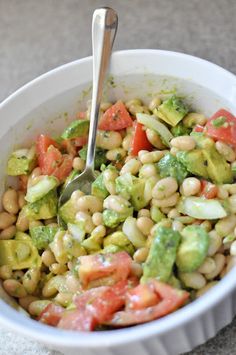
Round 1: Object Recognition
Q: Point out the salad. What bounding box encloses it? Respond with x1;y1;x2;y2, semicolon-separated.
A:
1;95;236;331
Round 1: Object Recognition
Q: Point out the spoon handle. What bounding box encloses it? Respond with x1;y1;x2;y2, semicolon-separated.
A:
85;7;118;172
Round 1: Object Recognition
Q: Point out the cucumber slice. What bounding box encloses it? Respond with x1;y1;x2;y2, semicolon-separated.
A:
179;197;227;220
61;120;89;139
136;113;173;147
25;175;59;203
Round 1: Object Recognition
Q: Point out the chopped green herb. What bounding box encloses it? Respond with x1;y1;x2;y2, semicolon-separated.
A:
211;116;227;128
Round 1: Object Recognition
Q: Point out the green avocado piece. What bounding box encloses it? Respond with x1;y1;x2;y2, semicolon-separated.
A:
103;208;133;228
24;189;58;220
61;120;89;139
103;231;135;255
154;95;189;127
141;227;181;283
7;148;36;176
30;225;60;250
92;172;109;199
79;146;107;170
176;225;209;272
0;239;41;270
171;122;191;137
157;153;188;183
25;175;59;203
59;196;79;224
177;150;209;179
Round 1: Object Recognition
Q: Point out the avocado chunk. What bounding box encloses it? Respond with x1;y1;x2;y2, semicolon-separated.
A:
176;225;209;272
30;225;60;250
154;95;189;127
115;173;147;211
177;150;209;179
25;175;59;203
137;113;173;147
141;226;181;283
0;239;41;270
59;196;79;224
171;122;191;137
7;147;36;176
61;119;89;140
24;189;58;220
79;146;107;170
103;231;134;255
92;171;110;199
103;207;133;228
157;153;188;183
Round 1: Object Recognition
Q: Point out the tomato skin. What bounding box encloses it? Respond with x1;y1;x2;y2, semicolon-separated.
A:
51;154;73;182
58;309;96;331
131;122;153;156
126;283;160;310
106;281;189;327
78;252;132;289
201;180;218;199
19;174;29;192
39;304;64;326
41;145;63;175
99;101;133;131
193;125;204;133
205;109;236;146
36;134;58;167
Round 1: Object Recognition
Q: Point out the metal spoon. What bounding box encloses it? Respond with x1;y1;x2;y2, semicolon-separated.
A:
58;7;118;225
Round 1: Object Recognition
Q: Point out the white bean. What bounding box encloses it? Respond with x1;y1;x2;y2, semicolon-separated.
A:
122;134;133;151
2;188;19;214
170;136;196;151
139;163;158;178
76;211;95;233
146;129;166;149
92;212;104;226
181;177;201;196
76;195;103;214
205;254;225;280
215;215;236;237
230;240;236;256
183;112;207;127
152;177;178;199
120;158;141;175
179;272;206;289
215;141;236;162
198;257;216;274
106;148;126;161
3;279;27;298
104;195;130;213
139;151;164;164
136;217;154;236
152;193;179;208
196;281;218;298
97;130;122;150
72;157;85;171
0;212;16;230
0;225;16;240
208;231;222;256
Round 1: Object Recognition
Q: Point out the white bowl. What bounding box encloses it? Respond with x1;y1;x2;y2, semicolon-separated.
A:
1;50;236;355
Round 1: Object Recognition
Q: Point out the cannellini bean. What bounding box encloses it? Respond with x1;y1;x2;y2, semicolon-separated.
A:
103;168;118;195
42;249;56;267
229;194;236;213
42;275;65;298
179;272;206;289
122;134;133;151
29;220;43;229
66;274;81;293
139;163;158;178
76;195;103;214
120;158;141;175
27;167;41;187
196;281;218;298
104;195;130;213
130;261;143;278
72;157;85;171
183;112;207;127
0;265;12;280
181;177;201;196
92;212;104;226
19;296;38;310
12;270;24;281
128;104;149;115
168;208;180;219
22;268;41;294
106;148;126;161
2;188;19;214
50;263;68;275
139;151;164;164
136;217;154;236
230;240;236;256
133;247;149;263
0;225;16;240
54;292;73;307
170;147;179;156
215;141;236;162
146;129;166;149
28;300;52;316
3;279;27;298
125;98;143;108
217;186;229;199
198;257;216;274
148;97;162;111
97;130;122;150
18;191;26;209
76;212;95;233
0;212;16;230
100;102;112;111
172;220;184;232
152;193;179;208
226;255;236;273
138;209;151;218
170;136;196;151
16;211;29;232
208;230;222;256
152;177;178;199
215;215;236;237
224;184;236;195
200;221;212;232
205;254;225;280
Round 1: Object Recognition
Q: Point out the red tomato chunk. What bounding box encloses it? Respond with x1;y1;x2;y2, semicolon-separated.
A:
98;101;133;131
39;304;64;326
131;122;153;155
205;109;236;146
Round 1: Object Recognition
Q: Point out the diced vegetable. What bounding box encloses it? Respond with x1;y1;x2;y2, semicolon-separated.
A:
142;227;181;283
23;189;58;220
99;101;133;131
176;226;209;272
61;120;89;140
7;146;37;176
92;172;109;199
130;122;153;155
154;95;189;127
30;225;60;250
158;153;188;183
25;175;59;203
178;196;227;220
205;109;236;146
39;304;64;326
177;150;209;179
122;216;146;248
79;146;107;170
171;122;191;137
200;180;218;199
137;113;173;147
